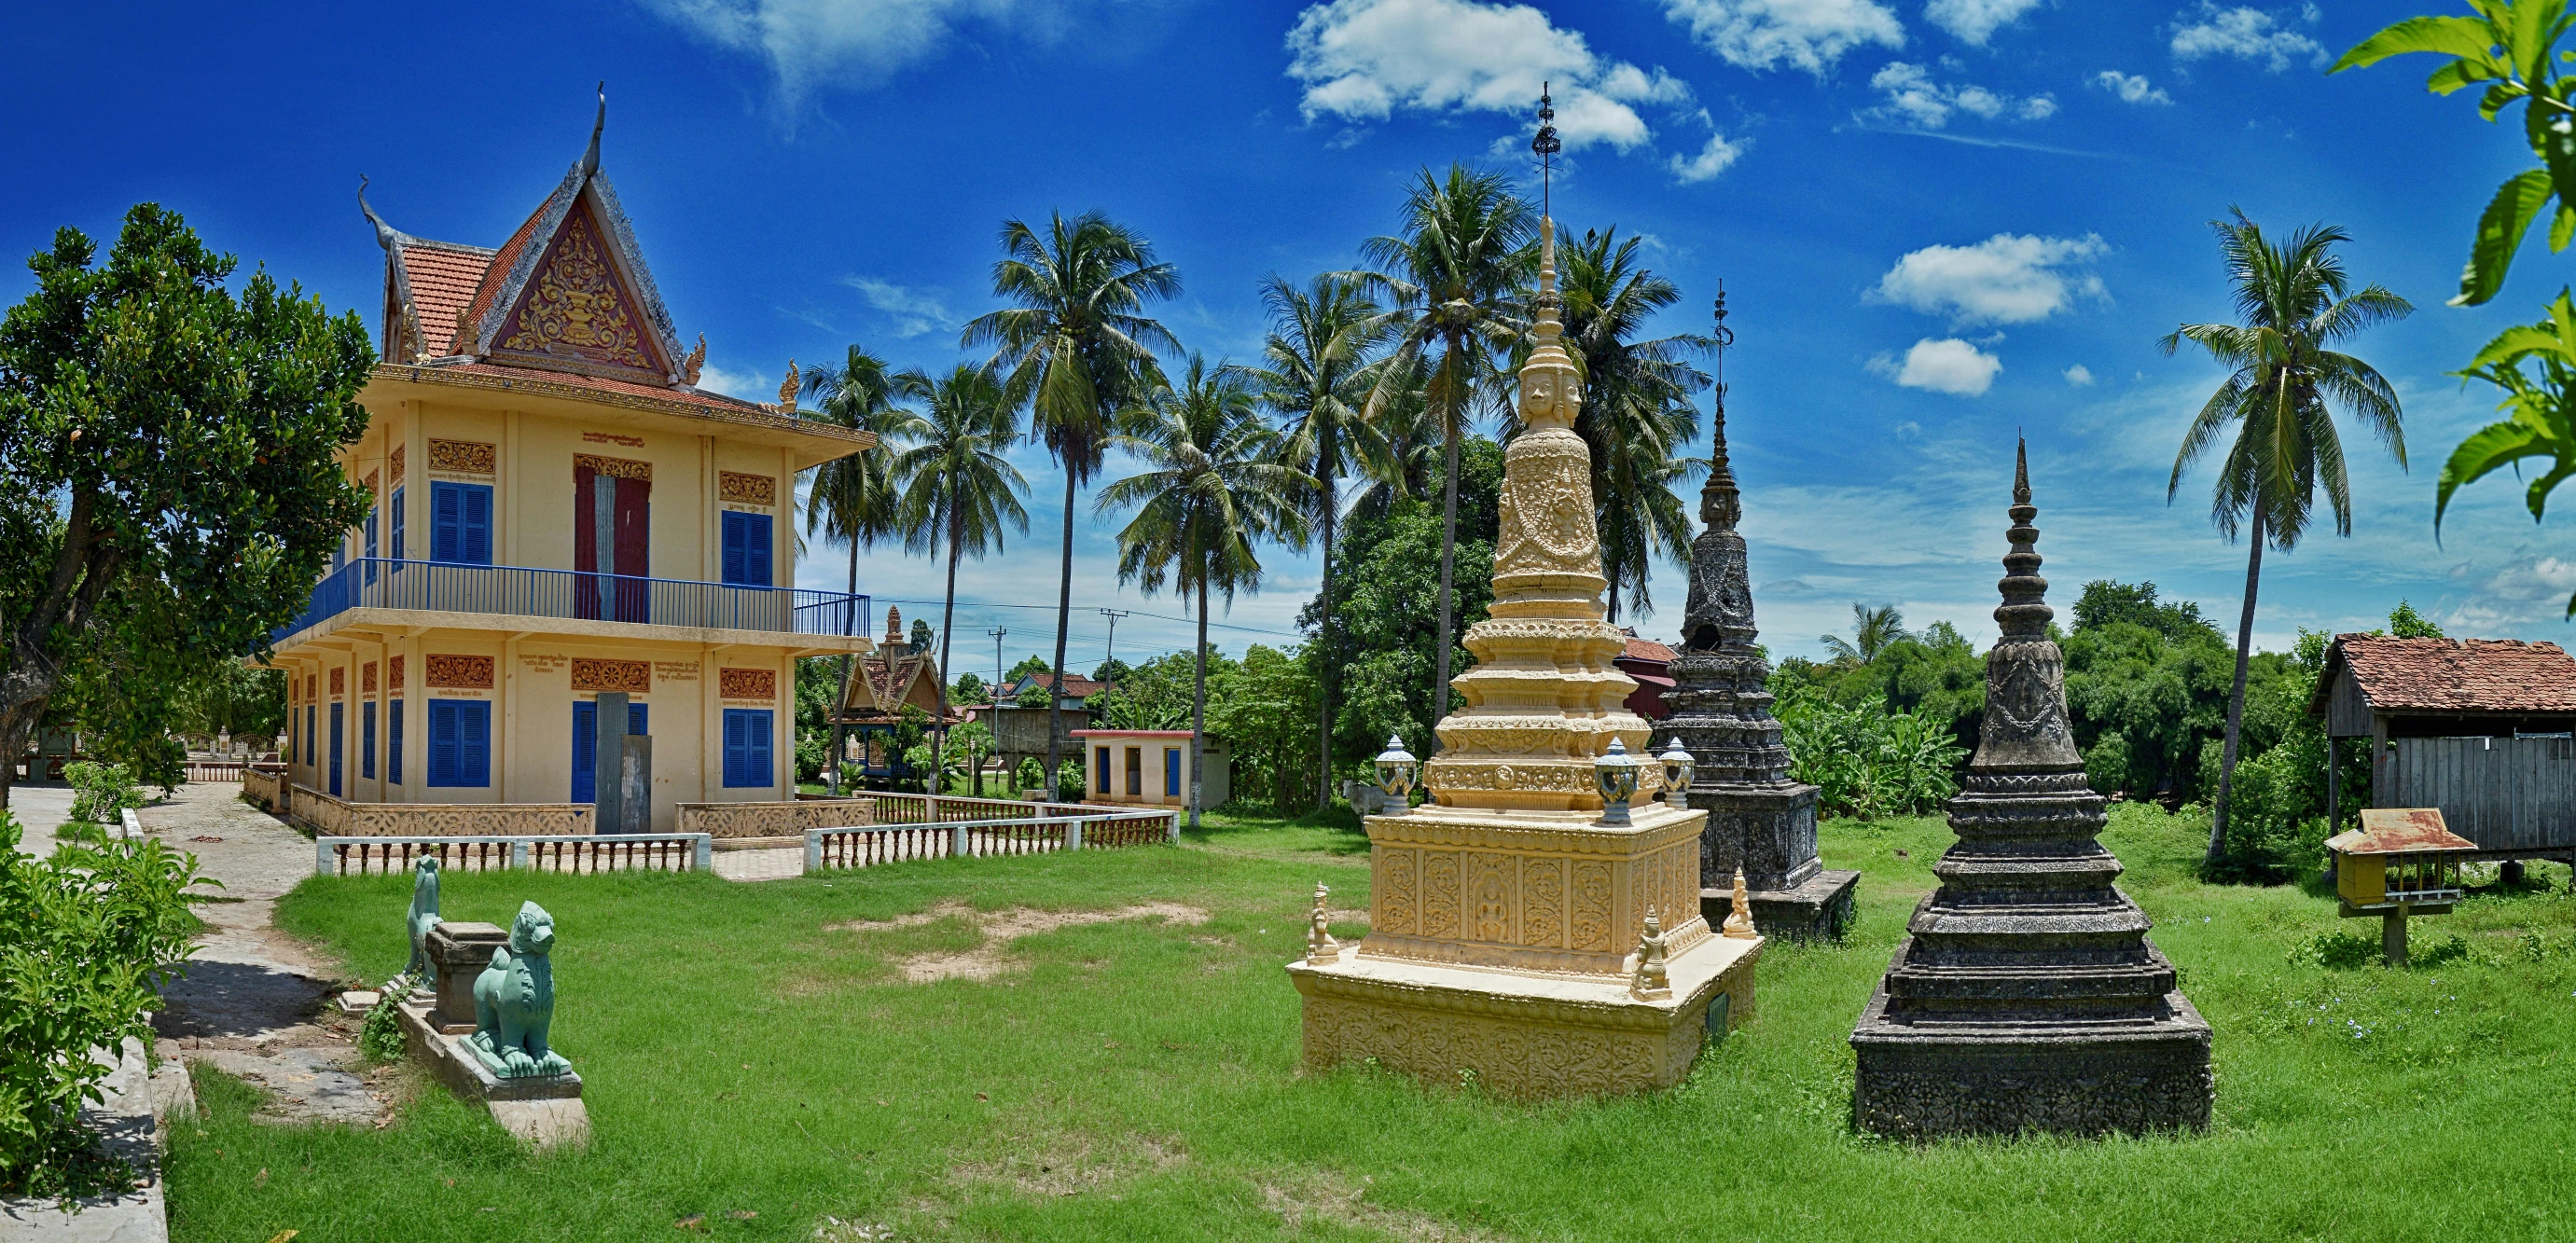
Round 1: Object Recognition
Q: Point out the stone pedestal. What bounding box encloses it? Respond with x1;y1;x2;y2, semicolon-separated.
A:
424;920;508;1035
1700;867;1861;944
395;994;589;1148
1286;802;1760;1099
1849;442;2209;1139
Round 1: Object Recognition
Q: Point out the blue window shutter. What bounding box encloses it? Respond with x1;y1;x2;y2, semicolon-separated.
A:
461;702;490;785
723;710;747;786
721;513;748;585
572;702;597;803
362;702;376;780
329;703;343;796
630;703;648;736
1097;748;1110;793
1166;748;1181;796
388;701;404;785
747;515;773;587
432;483;462;562
750;711;772;784
390;488;404;564
429;702;459;786
462;486;492;565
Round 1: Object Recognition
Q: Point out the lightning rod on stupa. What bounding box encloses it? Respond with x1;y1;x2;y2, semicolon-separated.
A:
1531;83;1560;219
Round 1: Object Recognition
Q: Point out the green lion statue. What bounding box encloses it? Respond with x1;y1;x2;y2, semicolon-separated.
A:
404;855;441;985
467;901;572;1079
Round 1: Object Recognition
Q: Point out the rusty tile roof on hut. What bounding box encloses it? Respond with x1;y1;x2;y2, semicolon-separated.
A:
2309;635;2576;721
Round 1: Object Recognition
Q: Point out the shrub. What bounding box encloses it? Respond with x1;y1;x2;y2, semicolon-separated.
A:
2293;929;2381;970
2200;739;2327;882
1015;757;1047;793
1055;759;1085;805
1777;690;1965;820
357;979;415;1062
0;810;208;1197
2414;933;2470;969
63;761;143;824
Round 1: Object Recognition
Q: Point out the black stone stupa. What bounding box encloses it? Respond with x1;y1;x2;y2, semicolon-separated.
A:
1660;349;1859;942
1848;440;2212;1139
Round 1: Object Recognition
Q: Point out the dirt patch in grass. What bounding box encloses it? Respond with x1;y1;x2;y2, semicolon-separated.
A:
1257;1169;1501;1242
952;1129;1188;1198
828;901;1211;982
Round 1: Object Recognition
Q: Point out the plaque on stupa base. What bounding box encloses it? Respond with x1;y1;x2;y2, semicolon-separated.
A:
1289;206;1763;1102
1287;802;1761;1099
1848;441;2210;1139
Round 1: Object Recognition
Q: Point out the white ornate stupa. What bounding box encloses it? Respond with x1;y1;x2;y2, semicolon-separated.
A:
1285;220;1764;1100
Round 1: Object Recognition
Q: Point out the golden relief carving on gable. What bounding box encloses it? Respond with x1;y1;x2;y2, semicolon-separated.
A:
501;211;656;372
575;454;652;481
719;472;777;506
427;439;495;476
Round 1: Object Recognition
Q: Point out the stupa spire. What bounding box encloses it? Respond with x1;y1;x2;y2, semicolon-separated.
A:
1995;435;2052;640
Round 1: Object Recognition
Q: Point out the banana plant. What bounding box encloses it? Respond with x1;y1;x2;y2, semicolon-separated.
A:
2334;1;2576;307
2439;289;2576;611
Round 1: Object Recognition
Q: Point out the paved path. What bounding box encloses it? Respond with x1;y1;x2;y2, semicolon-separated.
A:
134;783;383;1126
712;846;805;881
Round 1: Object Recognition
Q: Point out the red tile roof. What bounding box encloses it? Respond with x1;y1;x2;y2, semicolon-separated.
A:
1020;672;1109;697
1620;637;1676;665
2326;634;2576;714
397;244;494;353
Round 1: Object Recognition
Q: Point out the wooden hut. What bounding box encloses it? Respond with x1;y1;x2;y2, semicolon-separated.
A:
2308;635;2576;861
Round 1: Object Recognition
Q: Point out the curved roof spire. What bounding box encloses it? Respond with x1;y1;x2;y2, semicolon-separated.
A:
357;174;407;253
580;82;605;179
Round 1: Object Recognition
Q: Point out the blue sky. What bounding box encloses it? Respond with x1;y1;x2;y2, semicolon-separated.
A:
5;0;2568;672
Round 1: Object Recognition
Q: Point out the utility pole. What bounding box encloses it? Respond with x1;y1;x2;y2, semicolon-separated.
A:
988;626;1009;702
1097;609;1129;690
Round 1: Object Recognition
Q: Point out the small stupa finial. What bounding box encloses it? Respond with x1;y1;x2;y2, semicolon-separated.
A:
1306;882;1341;965
580;82;606;179
1995;435;2052;639
1531;81;1561;220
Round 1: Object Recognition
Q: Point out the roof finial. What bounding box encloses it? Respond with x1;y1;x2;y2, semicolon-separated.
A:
357;175;403;253
1530;82;1561;221
580;82;606;179
1995;434;2052;640
779;358;801;412
2013;433;2030;504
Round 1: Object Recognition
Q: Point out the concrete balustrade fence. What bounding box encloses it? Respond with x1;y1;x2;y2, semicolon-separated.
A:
316;833;713;877
804;809;1180;873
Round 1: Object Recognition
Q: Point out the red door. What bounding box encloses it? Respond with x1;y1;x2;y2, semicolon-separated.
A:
575;463;650;623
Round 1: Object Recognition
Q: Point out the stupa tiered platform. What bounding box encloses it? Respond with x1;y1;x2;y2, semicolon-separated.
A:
1848;443;2211;1138
1286;222;1760;1101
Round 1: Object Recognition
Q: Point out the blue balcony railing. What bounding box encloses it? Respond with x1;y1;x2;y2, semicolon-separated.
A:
275;558;869;642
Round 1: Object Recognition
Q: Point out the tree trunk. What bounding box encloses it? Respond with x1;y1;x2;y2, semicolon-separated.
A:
1605;566;1622;627
1317;443;1336;810
1432;422;1460;757
934;500;961;797
1045;468;1076;797
0;491;118;810
1191;575;1209;831
831;539;859;796
2209;501;2266;870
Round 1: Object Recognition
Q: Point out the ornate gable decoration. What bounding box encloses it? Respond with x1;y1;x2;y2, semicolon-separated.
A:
491;200;668;381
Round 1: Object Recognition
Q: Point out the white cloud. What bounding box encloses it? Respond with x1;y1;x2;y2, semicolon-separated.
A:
2063;364;2095;386
1286;0;1688;151
1669;131;1745;182
1925;0;2043;46
1871;233;2109;325
693;362;769;401
1870;338;2003;395
2169;3;2325;73
1658;0;1904;75
2092;69;2173;104
1863;62;2053;129
842;275;951;338
639;0;1058;104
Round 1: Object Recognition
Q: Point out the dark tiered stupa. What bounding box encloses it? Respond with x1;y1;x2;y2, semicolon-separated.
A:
1662;394;1858;942
1849;441;2212;1139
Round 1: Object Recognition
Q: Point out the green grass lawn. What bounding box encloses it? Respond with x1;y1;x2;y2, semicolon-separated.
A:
164;804;2576;1241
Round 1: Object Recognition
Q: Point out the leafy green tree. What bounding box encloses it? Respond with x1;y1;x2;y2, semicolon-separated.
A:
890;364;1029;791
801;345;909;793
1205;643;1322;809
2337;7;2576;613
1508;225;1709;623
2388;599;2448;637
963;211;1182;785
0;204;373;808
950;671;988;707
1089;657;1133;686
1005;654;1055;686
1344;165;1536;748
2061;583;2237;805
2161;210;2412;872
1239;273;1390;806
1088;650;1210;732
1096;355;1312;826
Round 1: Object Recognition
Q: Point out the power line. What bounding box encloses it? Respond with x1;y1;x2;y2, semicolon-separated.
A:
860;596;1307;640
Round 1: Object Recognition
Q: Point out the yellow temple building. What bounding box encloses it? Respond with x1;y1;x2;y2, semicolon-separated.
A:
263;94;876;833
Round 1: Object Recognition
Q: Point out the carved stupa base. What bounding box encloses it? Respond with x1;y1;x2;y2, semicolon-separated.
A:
1287;802;1762;1100
1701;867;1860;945
1849;982;2214;1139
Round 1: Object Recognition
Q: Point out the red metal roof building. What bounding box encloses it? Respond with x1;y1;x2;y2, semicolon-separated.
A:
1615;632;1677;722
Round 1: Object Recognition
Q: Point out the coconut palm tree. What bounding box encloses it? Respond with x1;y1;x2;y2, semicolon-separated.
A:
2163;209;2412;871
962;211;1182;785
1821;602;1909;666
890;365;1029;793
1342;165;1536;746
1234;273;1391;805
801;346;910;794
1096;355;1313;827
1503;225;1710;623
